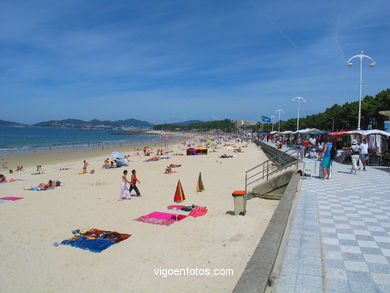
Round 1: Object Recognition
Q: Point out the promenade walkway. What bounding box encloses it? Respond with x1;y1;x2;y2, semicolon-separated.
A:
274;160;390;293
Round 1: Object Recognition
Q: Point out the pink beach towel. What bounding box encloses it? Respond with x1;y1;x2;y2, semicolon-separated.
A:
0;197;23;202
167;205;186;210
189;206;208;217
134;212;187;226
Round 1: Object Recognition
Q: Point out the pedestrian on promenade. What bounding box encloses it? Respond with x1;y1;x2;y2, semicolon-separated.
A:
118;170;131;201
317;139;324;161
129;169;141;197
321;137;333;180
350;140;360;175
360;138;369;171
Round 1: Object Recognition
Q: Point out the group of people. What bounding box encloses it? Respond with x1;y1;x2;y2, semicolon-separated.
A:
104;158;117;169
119;169;141;200
320;137;369;179
350;138;369;174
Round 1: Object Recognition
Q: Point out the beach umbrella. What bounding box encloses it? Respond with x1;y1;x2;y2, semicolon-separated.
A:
174;180;186;203
173;180;186;222
196;172;205;192
112;152;125;159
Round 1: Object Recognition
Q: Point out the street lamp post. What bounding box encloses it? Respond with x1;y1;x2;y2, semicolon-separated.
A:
275;109;284;132
347;51;376;130
271;115;276;132
292;97;306;131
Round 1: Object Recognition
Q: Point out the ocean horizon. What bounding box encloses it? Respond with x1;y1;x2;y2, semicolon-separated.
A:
0;126;166;155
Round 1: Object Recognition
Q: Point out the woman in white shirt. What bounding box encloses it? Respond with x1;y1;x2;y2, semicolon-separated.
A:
350;140;360;174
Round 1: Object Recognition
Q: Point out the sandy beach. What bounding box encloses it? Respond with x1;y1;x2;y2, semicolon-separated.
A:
0;136;277;293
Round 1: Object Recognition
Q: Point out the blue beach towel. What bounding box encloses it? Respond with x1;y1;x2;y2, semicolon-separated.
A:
61;236;115;253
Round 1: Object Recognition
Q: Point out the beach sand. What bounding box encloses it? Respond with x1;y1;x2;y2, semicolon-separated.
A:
0;138;277;293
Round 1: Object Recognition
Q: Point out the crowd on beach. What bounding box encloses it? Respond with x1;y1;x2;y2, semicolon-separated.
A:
1;134;251;200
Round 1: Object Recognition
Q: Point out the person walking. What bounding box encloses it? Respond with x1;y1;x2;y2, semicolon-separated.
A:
350;140;360;175
129;169;141;197
321;138;333;180
360;138;369;171
118;170;132;201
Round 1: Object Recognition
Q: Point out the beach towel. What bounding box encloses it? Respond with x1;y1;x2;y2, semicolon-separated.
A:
60;229;131;253
0;179;23;184
135;212;187;226
189;206;208;217
167;205;186;210
28;186;46;191
0;197;23;201
61;236;115;253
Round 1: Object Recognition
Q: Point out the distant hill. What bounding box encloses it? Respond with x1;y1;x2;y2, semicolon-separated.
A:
0;119;26;127
154;119;234;132
171;120;202;126
33;118;154;129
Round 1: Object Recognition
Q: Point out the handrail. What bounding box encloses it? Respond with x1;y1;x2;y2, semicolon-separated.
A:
244;141;299;192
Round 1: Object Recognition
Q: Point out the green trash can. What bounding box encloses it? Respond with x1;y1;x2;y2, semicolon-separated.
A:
232;190;246;215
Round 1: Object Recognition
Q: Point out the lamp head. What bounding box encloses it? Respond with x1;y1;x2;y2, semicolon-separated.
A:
347;62;353;67
370;63;375;67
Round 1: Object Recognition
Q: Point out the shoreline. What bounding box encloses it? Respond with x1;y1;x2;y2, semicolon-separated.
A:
0;130;168;155
0;131;189;170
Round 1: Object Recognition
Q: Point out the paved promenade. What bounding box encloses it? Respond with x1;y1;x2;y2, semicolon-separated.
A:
274;160;390;293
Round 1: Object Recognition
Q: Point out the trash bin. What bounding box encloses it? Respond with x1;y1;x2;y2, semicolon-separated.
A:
232;190;246;215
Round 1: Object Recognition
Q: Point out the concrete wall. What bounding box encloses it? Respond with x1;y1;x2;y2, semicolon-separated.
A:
233;174;301;293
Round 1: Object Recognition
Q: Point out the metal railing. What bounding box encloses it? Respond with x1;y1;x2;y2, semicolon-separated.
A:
244;142;299;192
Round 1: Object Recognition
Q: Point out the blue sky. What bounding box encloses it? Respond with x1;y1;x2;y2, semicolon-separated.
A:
1;0;389;124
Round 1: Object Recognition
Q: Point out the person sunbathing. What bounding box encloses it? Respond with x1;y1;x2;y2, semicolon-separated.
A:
164;167;175;174
0;174;6;182
168;163;181;168
24;181;52;191
220;154;233;158
103;158;110;168
50;180;63;187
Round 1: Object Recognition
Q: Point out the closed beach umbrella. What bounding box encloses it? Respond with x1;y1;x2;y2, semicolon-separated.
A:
196;172;205;192
174;180;186;203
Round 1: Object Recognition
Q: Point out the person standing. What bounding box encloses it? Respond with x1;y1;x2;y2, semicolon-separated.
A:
118;170;132;201
360;138;369;171
82;160;89;174
309;136;317;148
129;169;141;197
350;140;360;175
321;138;333;180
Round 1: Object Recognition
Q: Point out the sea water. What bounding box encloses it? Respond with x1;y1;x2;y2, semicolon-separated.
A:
0;127;165;154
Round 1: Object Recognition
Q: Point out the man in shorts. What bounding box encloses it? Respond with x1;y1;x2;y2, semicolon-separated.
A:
360;138;369;170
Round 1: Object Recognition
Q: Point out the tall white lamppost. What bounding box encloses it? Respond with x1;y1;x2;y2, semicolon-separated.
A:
292;97;306;131
275;109;284;132
271;115;276;132
347;51;376;130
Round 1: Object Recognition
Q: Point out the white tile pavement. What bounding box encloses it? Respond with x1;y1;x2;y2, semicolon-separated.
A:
275;161;390;293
